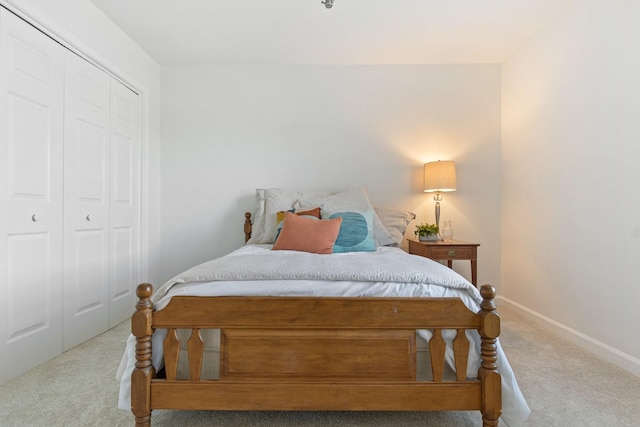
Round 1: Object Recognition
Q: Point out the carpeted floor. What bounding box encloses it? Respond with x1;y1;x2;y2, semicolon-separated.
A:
0;306;639;426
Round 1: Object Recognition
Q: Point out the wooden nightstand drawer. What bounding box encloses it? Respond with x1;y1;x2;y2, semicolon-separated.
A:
429;247;473;259
408;240;429;257
407;239;480;286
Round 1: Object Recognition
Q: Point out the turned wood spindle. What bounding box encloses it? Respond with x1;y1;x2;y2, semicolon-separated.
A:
244;212;252;243
132;283;154;427
478;284;502;427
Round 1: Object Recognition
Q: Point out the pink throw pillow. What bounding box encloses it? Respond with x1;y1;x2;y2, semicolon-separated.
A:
272;212;342;254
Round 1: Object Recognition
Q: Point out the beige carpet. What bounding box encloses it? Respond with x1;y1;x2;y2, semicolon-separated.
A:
0;306;639;426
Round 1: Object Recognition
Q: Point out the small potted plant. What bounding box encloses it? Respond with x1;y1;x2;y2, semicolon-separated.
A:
415;223;439;242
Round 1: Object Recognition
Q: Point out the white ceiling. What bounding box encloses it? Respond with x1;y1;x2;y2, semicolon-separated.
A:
89;0;572;65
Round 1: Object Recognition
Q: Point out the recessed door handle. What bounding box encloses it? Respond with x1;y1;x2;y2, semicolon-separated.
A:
86;214;92;221
31;214;40;222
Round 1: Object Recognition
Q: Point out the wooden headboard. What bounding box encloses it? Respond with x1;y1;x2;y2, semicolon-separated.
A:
244;212;252;243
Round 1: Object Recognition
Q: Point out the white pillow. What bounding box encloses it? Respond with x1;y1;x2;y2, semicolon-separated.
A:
247;188;333;244
374;206;416;246
296;188;396;246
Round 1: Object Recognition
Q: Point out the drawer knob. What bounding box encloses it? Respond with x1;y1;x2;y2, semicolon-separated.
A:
447;250;456;257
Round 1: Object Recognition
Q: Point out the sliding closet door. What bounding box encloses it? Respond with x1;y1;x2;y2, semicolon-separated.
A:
108;80;139;328
0;8;65;383
62;51;111;351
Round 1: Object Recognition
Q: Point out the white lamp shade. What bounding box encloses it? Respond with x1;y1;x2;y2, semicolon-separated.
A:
424;160;456;192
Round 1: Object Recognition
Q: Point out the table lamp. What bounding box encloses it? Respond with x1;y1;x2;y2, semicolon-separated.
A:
423;160;456;233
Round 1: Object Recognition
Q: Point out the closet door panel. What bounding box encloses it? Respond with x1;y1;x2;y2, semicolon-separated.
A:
7;233;53;339
0;8;64;384
109;81;139;327
62;51;110;351
111;226;134;300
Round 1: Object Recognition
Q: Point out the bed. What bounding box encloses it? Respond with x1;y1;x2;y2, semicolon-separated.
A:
117;188;529;427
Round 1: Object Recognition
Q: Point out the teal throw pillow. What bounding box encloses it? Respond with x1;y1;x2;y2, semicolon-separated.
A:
329;211;376;253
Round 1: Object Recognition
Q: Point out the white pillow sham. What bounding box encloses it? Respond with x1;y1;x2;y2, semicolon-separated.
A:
296;188;396;247
247;188;333;244
374;206;416;246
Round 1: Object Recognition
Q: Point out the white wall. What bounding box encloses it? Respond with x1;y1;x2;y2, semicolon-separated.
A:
502;0;640;375
161;65;502;284
2;0;164;284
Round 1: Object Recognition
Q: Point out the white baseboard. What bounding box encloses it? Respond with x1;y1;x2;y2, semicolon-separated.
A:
497;296;640;378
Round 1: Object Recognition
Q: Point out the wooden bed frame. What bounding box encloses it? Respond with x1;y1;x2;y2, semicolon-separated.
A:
130;212;502;426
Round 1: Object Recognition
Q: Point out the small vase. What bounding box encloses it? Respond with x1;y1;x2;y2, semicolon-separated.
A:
419;234;439;242
441;221;453;242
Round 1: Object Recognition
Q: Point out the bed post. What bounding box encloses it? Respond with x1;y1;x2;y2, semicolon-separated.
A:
478;284;502;427
131;283;154;426
244;212;252;243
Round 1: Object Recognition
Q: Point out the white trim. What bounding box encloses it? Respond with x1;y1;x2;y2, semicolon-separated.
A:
0;0;150;291
497;296;640;378
0;1;138;94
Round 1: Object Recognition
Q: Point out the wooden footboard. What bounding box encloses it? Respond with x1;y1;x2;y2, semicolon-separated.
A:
131;284;501;426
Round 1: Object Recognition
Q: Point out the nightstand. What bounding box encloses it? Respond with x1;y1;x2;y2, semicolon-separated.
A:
408;239;480;286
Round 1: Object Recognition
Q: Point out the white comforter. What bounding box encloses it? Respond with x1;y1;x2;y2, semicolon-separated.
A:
117;245;530;426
